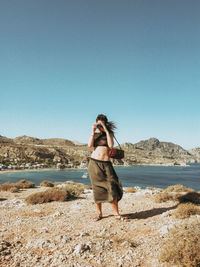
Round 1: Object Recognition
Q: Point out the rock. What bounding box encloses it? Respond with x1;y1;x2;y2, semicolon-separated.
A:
33;209;41;213
117;257;123;265
79;232;90;237
159;224;174;236
0;241;12;252
99;228;107;235
52;211;63;217
73;243;91;255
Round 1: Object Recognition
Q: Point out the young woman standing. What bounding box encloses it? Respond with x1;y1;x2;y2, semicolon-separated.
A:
88;114;124;221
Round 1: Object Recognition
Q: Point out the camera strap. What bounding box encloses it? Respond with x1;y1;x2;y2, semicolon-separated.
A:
113;135;122;150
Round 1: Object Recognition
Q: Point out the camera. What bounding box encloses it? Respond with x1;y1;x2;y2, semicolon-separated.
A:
97;124;103;129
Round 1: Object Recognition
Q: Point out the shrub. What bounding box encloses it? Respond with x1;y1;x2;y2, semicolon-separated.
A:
25;188;68;204
40;180;54;187
0;182;15;192
154;184;196;203
61;184;84;198
165;184;194;193
173;203;200;219
177;192;200;204
146;187;163;191
0;180;35;192
55;182;85;196
159;221;200;266
125;187;137;193
9;186;19;193
25;185;83;205
15;180;35;189
154;191;179;203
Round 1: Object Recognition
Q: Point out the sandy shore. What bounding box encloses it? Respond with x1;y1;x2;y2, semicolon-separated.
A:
0;168;57;174
0;167;89;174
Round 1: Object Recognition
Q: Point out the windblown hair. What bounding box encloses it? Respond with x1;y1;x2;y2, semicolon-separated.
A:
96;114;117;134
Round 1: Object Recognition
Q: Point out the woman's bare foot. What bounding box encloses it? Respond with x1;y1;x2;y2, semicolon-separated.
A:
94;214;103;221
114;215;128;221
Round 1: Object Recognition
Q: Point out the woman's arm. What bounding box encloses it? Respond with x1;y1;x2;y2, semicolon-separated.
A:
99;121;114;149
88;124;97;148
105;131;114;149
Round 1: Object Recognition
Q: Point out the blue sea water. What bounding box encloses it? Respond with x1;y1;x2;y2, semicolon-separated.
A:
0;163;199;191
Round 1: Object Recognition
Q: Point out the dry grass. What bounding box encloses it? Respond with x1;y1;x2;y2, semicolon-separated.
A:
40;180;54;187
112;235;138;248
146;186;163;191
154;191;179;203
154;184;196;203
165;184;194;193
177;192;200;204
15;179;35;189
159;221;200;267
25;183;84;205
55;182;85;195
0;182;19;192
9;186;19;193
25;188;69;204
125;187;137;193
173;203;200;219
0;180;35;192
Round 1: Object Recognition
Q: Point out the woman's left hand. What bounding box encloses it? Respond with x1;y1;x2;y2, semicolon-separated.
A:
99;121;107;131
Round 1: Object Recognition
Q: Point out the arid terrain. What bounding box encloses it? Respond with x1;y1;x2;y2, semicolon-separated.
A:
1;182;200;267
0;135;200;172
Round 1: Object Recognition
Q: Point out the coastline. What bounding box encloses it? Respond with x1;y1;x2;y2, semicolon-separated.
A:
0;168;57;174
0;162;192;175
0;167;90;174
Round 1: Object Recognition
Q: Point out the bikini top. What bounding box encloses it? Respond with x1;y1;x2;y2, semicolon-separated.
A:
93;132;108;147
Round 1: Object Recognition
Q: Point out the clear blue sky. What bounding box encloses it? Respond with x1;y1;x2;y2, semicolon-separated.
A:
0;0;199;149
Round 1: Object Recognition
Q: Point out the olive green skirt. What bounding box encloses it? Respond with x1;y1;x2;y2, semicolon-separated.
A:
88;157;123;203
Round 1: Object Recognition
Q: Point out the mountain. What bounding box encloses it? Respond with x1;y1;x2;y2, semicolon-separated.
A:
0;135;90;168
14;135;75;146
0;136;199;168
0;135;14;144
188;148;200;162
119;137;197;166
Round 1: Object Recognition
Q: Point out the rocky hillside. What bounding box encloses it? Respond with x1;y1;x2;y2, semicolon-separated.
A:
119;137;197;166
14;135;75;146
188;148;200;162
0;135;199;168
0;135;91;168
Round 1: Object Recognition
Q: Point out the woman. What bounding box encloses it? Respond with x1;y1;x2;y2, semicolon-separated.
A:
87;114;124;221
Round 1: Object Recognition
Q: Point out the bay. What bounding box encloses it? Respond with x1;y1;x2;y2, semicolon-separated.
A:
0;163;199;191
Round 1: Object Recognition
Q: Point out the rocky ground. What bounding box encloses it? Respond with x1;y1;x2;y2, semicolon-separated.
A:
0;186;199;267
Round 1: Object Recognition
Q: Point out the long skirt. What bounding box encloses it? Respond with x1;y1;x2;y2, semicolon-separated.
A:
88;157;123;203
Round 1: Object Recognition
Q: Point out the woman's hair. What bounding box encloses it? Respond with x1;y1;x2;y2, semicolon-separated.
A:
96;114;117;134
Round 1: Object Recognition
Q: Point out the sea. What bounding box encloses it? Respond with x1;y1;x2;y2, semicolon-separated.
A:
0;163;199;191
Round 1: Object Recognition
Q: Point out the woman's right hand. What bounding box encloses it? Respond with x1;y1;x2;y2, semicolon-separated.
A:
92;123;97;133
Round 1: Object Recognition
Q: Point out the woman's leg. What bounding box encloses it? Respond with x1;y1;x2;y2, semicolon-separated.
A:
110;199;120;216
96;203;102;217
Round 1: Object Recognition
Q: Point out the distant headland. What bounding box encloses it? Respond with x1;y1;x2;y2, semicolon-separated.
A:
0;135;199;171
